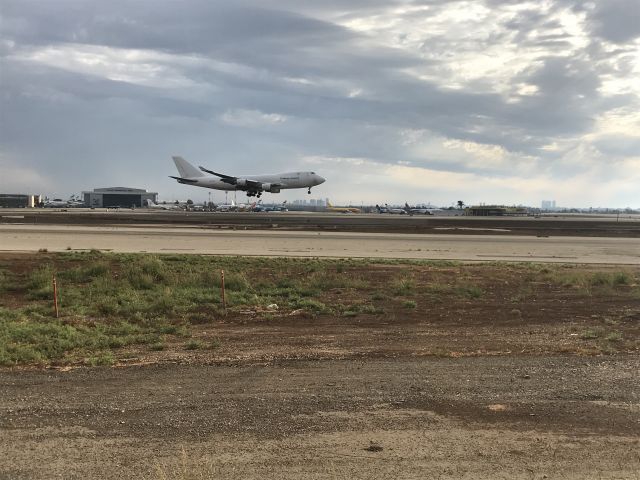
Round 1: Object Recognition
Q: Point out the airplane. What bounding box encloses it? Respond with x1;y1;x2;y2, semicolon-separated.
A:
326;201;360;214
146;199;182;210
408;203;441;215
215;200;237;212
376;203;408;214
236;201;257;212
43;198;69;208
263;200;288;212
170;156;325;198
67;194;84;208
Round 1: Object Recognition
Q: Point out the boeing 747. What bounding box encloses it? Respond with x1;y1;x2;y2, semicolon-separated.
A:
170;156;325;198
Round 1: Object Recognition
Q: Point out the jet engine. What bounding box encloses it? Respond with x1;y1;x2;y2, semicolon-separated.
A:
235;179;248;187
261;183;281;193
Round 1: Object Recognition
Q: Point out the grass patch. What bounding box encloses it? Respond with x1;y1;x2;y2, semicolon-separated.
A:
149;342;166;351
581;329;602;340
184;340;204;350
455;284;484;299
390;274;415;295
605;332;623;342
87;351;115;367
1;253;639;366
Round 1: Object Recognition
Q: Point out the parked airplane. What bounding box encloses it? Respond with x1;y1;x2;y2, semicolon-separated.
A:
213;200;233;212
43;198;69;208
263;200;288;212
146;199;182;210
326;201;360;214
43;195;84;208
376;203;409;214
408;204;441;215
170;156;325;198
236;201;257;212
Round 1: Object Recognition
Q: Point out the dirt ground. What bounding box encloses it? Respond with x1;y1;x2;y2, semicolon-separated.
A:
1;357;639;479
1;255;639;478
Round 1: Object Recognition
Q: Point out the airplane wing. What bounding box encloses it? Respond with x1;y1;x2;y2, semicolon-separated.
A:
169;176;199;184
198;166;280;190
199;166;238;185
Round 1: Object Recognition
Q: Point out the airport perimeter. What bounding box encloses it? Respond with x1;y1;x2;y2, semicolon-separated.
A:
1;212;639;479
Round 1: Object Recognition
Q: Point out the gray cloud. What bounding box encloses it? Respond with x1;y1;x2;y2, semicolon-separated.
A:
589;0;640;44
1;0;638;206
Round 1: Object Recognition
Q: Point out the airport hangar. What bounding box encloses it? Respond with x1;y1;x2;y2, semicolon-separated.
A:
82;187;158;208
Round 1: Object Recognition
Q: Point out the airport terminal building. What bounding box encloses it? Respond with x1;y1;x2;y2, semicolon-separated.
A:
82;187;158;208
0;194;42;208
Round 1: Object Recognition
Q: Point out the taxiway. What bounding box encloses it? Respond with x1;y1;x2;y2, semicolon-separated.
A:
1;224;638;264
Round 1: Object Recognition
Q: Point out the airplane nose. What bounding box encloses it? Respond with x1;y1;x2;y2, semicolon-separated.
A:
317;175;326;185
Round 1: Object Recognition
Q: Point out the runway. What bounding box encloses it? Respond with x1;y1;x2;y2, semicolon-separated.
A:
1;224;639;264
2;209;639;237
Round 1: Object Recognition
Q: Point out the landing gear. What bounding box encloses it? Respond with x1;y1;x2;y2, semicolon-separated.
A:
308;188;312;194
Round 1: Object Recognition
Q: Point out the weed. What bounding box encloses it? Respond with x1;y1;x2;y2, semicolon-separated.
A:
290;298;329;314
149;342;166;351
612;272;631;286
605;332;622;342
455;285;484;299
403;300;417;309
87;351;115;366
391;274;415;295
581;329;601;340
184;340;203;350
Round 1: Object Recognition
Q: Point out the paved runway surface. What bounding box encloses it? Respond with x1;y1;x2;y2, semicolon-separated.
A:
1;224;639;263
2;209;640;236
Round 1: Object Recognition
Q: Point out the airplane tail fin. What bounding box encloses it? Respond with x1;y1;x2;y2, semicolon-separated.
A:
172;156;204;178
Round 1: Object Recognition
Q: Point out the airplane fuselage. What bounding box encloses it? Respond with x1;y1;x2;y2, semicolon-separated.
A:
175;172;321;192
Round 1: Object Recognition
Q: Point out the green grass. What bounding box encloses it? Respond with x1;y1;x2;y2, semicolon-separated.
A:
390;274;415;295
1;253;639;366
581;329;602;340
605;332;623;342
184;340;204;350
545;269;636;291
402;300;417;309
455;284;484;299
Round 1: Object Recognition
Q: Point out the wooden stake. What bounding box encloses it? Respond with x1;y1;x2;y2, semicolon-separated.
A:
220;270;226;310
52;275;59;318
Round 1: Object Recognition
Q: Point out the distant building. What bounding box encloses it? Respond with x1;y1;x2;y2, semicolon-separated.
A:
82;187;158;208
466;205;529;216
541;200;556;210
0;194;41;208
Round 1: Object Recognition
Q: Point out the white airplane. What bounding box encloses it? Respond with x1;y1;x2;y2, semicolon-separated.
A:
215;200;237;212
376;203;408;214
43;198;69;208
170;156;325;198
408;203;441;215
146;199;182;210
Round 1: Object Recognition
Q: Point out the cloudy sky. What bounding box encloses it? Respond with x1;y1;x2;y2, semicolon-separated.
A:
1;0;639;207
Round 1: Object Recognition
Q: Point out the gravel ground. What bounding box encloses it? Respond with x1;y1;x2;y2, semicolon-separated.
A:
1;356;638;479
